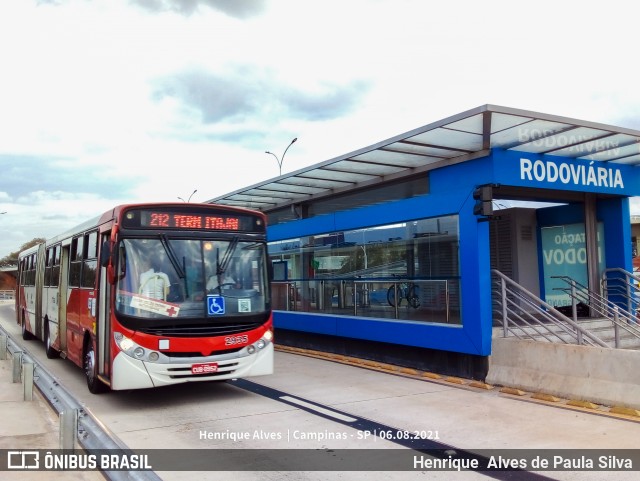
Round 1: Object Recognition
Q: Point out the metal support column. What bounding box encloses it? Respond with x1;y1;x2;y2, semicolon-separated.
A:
584;194;600;317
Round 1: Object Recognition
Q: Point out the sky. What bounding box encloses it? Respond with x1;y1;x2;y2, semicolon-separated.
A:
1;0;640;259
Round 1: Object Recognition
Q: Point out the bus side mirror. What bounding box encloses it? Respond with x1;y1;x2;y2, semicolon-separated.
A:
100;241;117;285
100;241;111;267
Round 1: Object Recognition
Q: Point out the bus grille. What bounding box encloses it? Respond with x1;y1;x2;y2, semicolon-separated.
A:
136;322;262;337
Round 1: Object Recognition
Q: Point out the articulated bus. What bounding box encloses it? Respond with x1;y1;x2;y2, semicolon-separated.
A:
16;203;273;393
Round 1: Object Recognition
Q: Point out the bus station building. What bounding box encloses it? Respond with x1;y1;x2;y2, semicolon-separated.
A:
208;105;640;380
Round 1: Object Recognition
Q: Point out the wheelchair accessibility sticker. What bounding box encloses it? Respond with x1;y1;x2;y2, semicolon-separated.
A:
207;295;225;315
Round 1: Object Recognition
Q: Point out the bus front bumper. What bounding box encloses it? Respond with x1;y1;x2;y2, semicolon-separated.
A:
111;343;274;390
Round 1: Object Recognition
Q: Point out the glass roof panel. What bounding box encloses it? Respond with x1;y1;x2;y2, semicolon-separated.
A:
278;177;349;189
444;113;483;134
406;128;483;151
255;183;324;195
244;188;292;199
388;141;467;158
535;127;611;156
611;154;640;164
301;169;376;183
490;113;535;133
580;136;640;161
326;160;403;176
491;119;572;149
349;151;434;168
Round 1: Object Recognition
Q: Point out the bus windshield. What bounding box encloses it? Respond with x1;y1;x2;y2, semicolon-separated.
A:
115;237;269;320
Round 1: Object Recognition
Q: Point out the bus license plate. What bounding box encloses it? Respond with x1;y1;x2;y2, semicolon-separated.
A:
191;363;219;374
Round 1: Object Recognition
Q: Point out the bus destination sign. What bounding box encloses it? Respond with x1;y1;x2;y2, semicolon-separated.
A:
147;212;239;230
122;208;263;232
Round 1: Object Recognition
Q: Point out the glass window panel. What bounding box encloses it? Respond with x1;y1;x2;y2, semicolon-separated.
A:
69;261;82;288
269;214;461;325
86;231;98;259
81;260;97;288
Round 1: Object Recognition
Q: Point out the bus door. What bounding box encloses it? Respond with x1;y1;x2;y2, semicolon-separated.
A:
34;244;46;340
58;245;69;352
97;232;111;378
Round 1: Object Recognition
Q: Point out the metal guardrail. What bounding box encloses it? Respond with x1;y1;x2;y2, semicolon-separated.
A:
0;324;163;481
491;269;610;348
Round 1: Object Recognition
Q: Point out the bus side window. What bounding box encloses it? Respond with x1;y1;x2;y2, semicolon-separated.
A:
69;237;83;288
52;245;60;288
81;231;98;288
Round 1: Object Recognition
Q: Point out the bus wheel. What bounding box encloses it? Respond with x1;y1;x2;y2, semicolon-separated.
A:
84;339;106;394
44;323;59;359
21;312;34;340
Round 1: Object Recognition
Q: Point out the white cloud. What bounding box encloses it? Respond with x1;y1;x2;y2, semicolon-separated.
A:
1;0;640;259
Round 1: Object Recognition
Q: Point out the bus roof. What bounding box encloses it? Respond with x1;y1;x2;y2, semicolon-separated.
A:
18;202;266;256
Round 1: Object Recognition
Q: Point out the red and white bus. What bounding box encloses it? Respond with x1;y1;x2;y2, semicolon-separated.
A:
15;203;273;393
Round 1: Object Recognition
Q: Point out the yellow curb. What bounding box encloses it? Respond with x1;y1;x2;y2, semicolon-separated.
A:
445;376;466;385
531;393;561;402
500;387;526;396
422;372;442;380
567;400;599;410
362;360;380;368
379;363;396;371
469;381;493;390
609;406;640;417
399;367;418;375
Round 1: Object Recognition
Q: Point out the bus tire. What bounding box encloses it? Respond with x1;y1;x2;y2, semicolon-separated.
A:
84;338;106;394
44;322;59;359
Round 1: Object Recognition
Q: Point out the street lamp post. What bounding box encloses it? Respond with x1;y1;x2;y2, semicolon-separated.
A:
178;190;197;203
266;137;297;176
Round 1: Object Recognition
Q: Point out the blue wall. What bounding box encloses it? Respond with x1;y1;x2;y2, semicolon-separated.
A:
269;150;639;357
270;156;496;356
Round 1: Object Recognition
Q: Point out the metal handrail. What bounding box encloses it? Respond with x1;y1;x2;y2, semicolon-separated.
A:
552;275;640;348
272;278;453;322
491;269;609;348
602;267;640;314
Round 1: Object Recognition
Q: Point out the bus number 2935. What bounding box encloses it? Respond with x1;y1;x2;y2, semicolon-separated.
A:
225;335;249;346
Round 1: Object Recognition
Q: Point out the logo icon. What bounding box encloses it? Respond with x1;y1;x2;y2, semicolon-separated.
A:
8;451;40;470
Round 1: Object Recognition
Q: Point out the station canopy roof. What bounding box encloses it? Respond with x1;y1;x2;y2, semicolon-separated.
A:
207;104;640;212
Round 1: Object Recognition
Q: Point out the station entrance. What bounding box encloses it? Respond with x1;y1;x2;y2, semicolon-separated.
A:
488;188;607;313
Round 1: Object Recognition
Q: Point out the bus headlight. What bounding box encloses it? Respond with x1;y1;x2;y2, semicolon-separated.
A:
114;332;160;363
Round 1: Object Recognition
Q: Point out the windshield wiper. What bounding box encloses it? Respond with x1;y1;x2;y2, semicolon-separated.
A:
160;234;186;279
216;236;239;288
